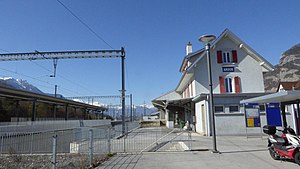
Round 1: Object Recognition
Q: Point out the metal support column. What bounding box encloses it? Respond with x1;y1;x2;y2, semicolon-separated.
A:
15;100;20;122
281;104;287;128
130;94;133;122
65;104;68;121
297;100;300;135
121;47;126;134
31;99;37;121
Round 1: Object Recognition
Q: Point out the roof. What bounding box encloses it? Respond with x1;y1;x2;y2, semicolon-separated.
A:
179;49;205;72
152;90;181;101
175;70;194;92
185;29;274;73
240;90;300;104
0;86;106;111
175;29;274;93
193;92;269;102
152;96;193;110
277;81;300;91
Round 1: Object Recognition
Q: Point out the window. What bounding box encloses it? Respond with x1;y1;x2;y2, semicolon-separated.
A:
220;76;241;94
223;51;231;63
225;77;233;93
217;50;238;63
229;105;239;112
215;106;224;113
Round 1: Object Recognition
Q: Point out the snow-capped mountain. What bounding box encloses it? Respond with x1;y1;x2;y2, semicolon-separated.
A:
0;77;44;94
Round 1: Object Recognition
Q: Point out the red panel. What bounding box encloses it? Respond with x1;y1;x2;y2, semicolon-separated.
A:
232;50;238;63
219;76;225;93
234;76;241;93
217;50;223;63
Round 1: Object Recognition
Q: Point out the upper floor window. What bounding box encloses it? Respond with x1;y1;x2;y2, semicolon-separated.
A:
217;50;238;64
223;51;232;63
219;76;241;94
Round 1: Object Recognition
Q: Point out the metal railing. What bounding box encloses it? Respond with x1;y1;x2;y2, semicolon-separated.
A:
0;122;192;168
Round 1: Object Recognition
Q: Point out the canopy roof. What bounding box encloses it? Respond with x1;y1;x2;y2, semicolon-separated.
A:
0;86;106;111
240;90;300;105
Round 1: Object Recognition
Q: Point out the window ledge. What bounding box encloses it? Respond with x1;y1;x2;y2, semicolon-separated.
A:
222;63;236;66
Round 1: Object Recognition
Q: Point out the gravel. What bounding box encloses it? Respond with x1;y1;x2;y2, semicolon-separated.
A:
0;153;111;169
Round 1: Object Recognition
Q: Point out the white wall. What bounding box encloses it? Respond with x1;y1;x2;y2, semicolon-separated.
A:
193;36;265;95
195;100;209;135
215;113;294;136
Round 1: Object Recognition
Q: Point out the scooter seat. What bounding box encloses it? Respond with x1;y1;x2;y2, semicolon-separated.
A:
272;134;287;145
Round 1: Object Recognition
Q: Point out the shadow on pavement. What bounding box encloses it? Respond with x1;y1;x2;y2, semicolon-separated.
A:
220;148;267;154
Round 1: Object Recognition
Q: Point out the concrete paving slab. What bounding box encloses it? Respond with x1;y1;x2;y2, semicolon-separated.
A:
97;136;300;169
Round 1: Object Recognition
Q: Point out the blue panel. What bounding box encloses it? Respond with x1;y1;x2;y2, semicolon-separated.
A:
266;107;282;126
222;67;234;72
254;117;261;127
268;103;280;108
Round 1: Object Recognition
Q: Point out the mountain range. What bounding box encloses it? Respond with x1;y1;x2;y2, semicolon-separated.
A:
0;77;44;94
264;44;300;91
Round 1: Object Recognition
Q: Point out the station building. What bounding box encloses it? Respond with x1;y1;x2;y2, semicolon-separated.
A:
152;29;291;135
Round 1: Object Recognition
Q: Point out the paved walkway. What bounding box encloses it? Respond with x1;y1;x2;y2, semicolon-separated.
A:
97;134;300;169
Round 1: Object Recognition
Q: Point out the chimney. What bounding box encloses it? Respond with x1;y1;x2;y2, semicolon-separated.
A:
186;41;192;55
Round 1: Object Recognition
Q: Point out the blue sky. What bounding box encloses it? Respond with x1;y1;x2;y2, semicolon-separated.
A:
0;0;299;106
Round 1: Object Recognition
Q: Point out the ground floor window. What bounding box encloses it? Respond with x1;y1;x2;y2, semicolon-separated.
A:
229;105;239;113
214;106;224;113
214;105;240;113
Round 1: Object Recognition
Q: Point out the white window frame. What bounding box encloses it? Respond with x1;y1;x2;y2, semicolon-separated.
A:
225;77;235;93
222;51;232;63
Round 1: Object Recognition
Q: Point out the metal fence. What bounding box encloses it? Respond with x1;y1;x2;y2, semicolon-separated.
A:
0;121;192;168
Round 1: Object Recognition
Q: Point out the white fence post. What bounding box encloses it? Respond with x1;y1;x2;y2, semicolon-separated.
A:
30;132;34;154
89;129;93;168
52;135;57;169
107;127;111;154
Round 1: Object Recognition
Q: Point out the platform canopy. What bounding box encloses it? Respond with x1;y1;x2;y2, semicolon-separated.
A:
240;90;300;130
240;90;300;105
0;86;106;111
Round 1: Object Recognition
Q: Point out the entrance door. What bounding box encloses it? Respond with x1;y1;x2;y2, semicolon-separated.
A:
201;104;206;135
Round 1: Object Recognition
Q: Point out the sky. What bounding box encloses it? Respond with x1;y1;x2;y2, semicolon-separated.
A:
0;0;299;106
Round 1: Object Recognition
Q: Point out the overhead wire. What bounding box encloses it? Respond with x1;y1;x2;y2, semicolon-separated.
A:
1;0;119;97
56;0;114;49
26;58;99;95
0;48;10;53
57;74;102;95
0;66;86;96
0;48;104;96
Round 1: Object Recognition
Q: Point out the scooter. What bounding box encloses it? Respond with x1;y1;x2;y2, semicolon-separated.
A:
263;125;300;165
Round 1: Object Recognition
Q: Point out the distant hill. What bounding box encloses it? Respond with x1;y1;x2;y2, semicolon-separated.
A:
0;77;64;98
264;44;300;91
0;77;44;94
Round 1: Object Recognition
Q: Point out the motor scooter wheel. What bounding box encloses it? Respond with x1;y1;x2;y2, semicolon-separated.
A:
269;147;280;160
294;152;300;165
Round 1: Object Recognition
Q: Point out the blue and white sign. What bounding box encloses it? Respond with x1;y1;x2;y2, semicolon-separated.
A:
222;67;234;72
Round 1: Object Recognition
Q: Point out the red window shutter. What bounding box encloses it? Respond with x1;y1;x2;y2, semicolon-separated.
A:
219;76;225;93
234;76;241;93
232;50;238;63
217;50;223;63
